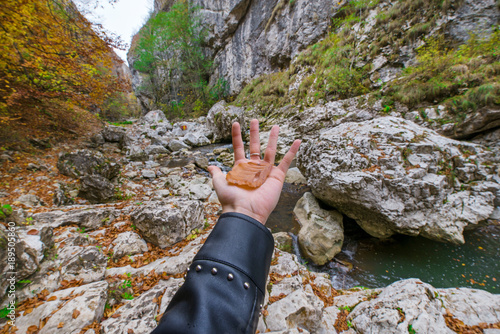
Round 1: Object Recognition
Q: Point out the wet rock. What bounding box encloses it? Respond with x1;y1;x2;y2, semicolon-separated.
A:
298;117;499;244
207;101;248;142
33;207;117;231
101;279;181;333
57;149;120;180
60;246;107;283
111;231;148;260
131;199;204;248
294;193;343;266
15;281;108;334
78;174;115;204
16;193;42;207
194;155;209;170
217;151;234;167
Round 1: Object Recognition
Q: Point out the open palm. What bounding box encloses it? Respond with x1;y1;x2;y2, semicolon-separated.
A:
208;120;301;225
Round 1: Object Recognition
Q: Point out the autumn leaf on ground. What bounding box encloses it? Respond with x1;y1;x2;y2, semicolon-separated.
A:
72;309;80;319
57;322;64;328
27;325;38;334
47;296;57;301
27;229;39;235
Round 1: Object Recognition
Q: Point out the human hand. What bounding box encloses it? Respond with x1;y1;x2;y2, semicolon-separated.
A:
208;119;301;225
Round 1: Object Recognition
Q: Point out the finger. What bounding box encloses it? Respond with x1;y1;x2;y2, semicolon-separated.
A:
249;119;261;161
232;122;245;162
277;139;301;174
208;165;227;189
263;125;280;165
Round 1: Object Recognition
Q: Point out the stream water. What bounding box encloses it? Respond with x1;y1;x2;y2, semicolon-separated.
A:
197;144;500;293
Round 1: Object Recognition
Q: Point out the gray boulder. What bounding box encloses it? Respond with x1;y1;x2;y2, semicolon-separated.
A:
168;139;190;152
298;117;499;244
143;109;167;124
183;132;211;147
57;149;120;180
111;231;148;259
294;192;344;265
78;174;116;204
127;145;149;162
60;246;107;283
131;198;204;248
207;101;247;142
101;125;131;148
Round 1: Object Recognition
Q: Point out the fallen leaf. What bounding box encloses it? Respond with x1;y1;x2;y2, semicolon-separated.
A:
27;325;38;334
47;296;57;301
72;309;80;319
111;313;121;318
24;308;34;315
57;322;64;328
127;329;135;334
27;229;39;235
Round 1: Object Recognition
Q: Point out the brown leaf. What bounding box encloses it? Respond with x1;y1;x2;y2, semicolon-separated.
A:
27;325;38;334
27;229;39;235
111;313;121;318
127;329;135;334
47;296;57;301
57;322;64;329
72;309;80;319
24;308;34;315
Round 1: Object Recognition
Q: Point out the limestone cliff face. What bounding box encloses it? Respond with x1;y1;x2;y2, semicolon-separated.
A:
196;0;343;93
128;0;342;109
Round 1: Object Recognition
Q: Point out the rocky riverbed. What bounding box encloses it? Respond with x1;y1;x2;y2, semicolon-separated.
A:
0;108;499;333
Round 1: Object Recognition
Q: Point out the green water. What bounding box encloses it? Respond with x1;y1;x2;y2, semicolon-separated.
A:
298;218;500;293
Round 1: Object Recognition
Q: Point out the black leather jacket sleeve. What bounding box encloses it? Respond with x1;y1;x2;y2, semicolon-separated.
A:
151;212;275;334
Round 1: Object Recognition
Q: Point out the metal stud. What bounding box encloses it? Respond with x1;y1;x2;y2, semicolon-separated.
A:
259;304;263;309
195;265;202;272
244;282;250;289
187;267;190;272
211;267;218;275
227;273;234;281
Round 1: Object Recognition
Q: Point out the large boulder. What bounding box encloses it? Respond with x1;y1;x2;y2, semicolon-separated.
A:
101;125;131;148
297;117;499;245
294;192;344;265
131;198;204;248
206;101;248;142
142;109;167;124
78;174;116;204
111;231;148;260
60;246;107;283
348;279;500;333
57;149;120;180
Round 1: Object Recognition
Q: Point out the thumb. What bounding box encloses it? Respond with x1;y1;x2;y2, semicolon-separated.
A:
207;165;223;179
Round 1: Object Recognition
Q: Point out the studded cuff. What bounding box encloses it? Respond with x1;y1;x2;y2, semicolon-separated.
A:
193;212;275;295
152;212;275;334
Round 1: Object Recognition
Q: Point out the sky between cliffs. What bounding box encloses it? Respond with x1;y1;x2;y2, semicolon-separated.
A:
74;0;154;63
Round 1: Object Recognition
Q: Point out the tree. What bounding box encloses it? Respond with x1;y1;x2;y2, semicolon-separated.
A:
0;0;129;134
133;0;222;117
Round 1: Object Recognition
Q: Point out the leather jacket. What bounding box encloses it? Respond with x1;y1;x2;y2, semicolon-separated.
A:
151;212;275;334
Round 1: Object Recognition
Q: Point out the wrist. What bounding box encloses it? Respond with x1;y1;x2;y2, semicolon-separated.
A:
221;206;267;225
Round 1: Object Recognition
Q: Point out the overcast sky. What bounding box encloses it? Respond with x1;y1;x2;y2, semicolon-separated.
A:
75;0;154;63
